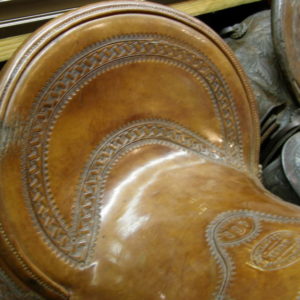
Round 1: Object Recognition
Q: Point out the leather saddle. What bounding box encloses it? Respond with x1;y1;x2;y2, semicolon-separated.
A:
1;1;300;299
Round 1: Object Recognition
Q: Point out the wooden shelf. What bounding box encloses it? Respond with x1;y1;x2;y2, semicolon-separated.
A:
0;0;261;62
170;0;260;16
0;34;31;62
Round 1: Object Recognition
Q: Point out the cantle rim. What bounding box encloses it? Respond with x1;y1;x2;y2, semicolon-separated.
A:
0;0;260;175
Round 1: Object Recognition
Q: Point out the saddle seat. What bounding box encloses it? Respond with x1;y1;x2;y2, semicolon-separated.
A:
0;2;300;299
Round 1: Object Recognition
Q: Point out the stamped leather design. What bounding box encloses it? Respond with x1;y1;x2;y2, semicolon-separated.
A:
251;230;300;271
2;2;296;300
207;210;300;300
22;34;243;266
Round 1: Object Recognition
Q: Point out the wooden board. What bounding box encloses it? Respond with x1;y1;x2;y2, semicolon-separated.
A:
0;0;261;62
0;34;31;62
171;0;261;15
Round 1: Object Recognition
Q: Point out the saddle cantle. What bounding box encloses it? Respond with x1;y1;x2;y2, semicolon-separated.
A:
0;1;300;299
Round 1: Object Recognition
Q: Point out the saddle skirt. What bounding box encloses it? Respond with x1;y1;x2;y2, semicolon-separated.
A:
0;1;300;299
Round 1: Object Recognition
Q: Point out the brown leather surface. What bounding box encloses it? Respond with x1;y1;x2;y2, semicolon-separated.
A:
1;1;300;299
272;0;300;103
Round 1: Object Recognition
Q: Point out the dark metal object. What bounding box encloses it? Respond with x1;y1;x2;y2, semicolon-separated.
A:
263;131;300;205
272;0;300;104
263;153;300;205
261;108;300;167
282;132;300;198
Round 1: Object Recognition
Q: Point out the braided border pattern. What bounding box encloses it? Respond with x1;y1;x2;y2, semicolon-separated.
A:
22;34;243;265
206;210;300;300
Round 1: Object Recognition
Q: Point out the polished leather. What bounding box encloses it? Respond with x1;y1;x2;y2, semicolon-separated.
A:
1;1;300;300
